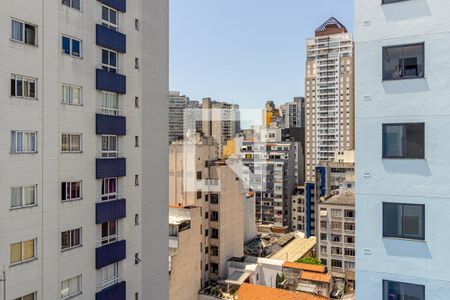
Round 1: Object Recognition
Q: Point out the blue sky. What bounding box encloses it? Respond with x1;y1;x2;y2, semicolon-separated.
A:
169;0;354;109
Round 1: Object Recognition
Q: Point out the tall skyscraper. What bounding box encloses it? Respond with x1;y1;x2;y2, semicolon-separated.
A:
356;0;446;299
169;91;190;143
305;17;354;182
0;0;168;299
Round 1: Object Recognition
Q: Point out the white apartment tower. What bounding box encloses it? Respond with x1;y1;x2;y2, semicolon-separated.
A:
0;0;168;299
305;17;354;182
280;97;305;128
356;0;450;299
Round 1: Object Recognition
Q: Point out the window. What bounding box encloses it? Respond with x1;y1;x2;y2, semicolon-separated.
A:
210;211;219;222
11;185;37;208
331;221;342;230
61;275;82;299
14;292;37;300
211;228;219;239
210;263;219;274
100;92;119;115
204;229;209;237
345;235;355;244
344;223;355;232
11;19;37;45
383;202;425;240
205;247;209;254
383;123;425;159
102;49;118;73
382;0;410;4
135;19;140;30
211;246;219;256
101;135;118;158
11;131;37;153
331;259;342;268
320;246;327;254
101;220;118;245
344;261;355;270
344;248;355;257
383;43;424;80
135;175;139;186
102;5;118;29
62;84;81;105
197;171;202;180
61;133;82;153
135;214;139;225
344;210;355;218
61;228;82;250
62;36;81;58
61;181;82;201
383;280;425;300
62;0;81;10
11;75;36;99
135;136;139;147
99;263;119;289
101;177;118;200
331;209;342;218
331;247;342;255
10;239;36;265
210;194;219;204
320;234;327;241
320;221;327;230
197;191;202;199
135;96;139;108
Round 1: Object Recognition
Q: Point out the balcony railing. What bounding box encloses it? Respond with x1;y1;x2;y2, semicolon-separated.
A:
96;198;126;224
96;240;126;269
95;280;126;300
96;113;126;136
96;24;126;53
96;69;126;94
96;157;126;179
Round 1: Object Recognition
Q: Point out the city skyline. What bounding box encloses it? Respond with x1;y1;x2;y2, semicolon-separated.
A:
169;0;355;109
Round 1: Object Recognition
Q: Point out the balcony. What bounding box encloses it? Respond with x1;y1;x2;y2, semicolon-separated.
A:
96;240;126;269
96;157;126;179
96;24;126;53
98;0;126;12
96;69;126;94
96;113;126;136
96;281;126;300
96;198;126;224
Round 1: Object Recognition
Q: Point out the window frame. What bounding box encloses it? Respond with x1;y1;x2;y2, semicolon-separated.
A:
382;43;425;81
10;184;37;209
101;220;119;245
10;238;37;266
99;262;120;290
14;292;37;300
382;123;425;159
61;181;82;202
383;202;425;240
99;92;120;115
101;135;119;158
62;0;82;11
11;19;38;46
381;0;410;4
61;84;82;105
62;35;82;58
61;133;82;153
101;5;118;30
11;74;37;99
60;275;82;300
11;130;37;153
382;280;425;300
101;48;118;73
61;228;82;251
101;177;118;201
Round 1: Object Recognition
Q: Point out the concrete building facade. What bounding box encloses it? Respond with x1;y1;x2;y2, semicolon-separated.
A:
280;97;305;129
0;0;168;299
305;17;355;182
356;0;450;299
168;91;190;143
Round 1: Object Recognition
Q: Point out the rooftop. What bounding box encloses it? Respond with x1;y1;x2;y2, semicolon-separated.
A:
315;17;348;37
238;283;327;300
322;191;355;206
270;237;316;262
282;261;326;273
300;271;332;283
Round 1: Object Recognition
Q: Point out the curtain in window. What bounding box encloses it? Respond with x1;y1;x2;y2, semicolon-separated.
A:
71;229;80;247
11;187;22;207
10;242;22;264
11;20;23;41
61;280;70;298
71;39;80;57
22;239;35;260
24;185;35;205
72;87;80;104
22;293;35;300
24;24;35;45
62;85;70;103
69;276;81;295
71;135;81;152
62;134;70;152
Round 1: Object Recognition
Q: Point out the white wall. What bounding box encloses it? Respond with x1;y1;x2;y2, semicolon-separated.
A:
355;0;450;298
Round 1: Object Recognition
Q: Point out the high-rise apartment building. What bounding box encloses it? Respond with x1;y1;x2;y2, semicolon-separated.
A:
356;0;448;299
305;17;354;182
0;0;168;299
201;98;240;158
280;97;305;128
169;91;190;143
169;135;244;287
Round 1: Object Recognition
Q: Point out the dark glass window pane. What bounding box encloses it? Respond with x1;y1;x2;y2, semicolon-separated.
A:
29;81;35;98
72;39;80;57
11;79;16;96
403;282;425;300
383;124;404;158
403;205;424;239
102;6;109;21
110;52;117;67
383;203;402;237
383;44;424;80
110;10;117;25
405;123;424;159
16;79;23;97
72;0;81;10
61;231;70;249
403;44;424;78
62;0;70;6
24;24;36;45
101;223;108;237
61;182;67;200
62;36;70;54
102;49;108;65
383;280;401;300
383;46;403;80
